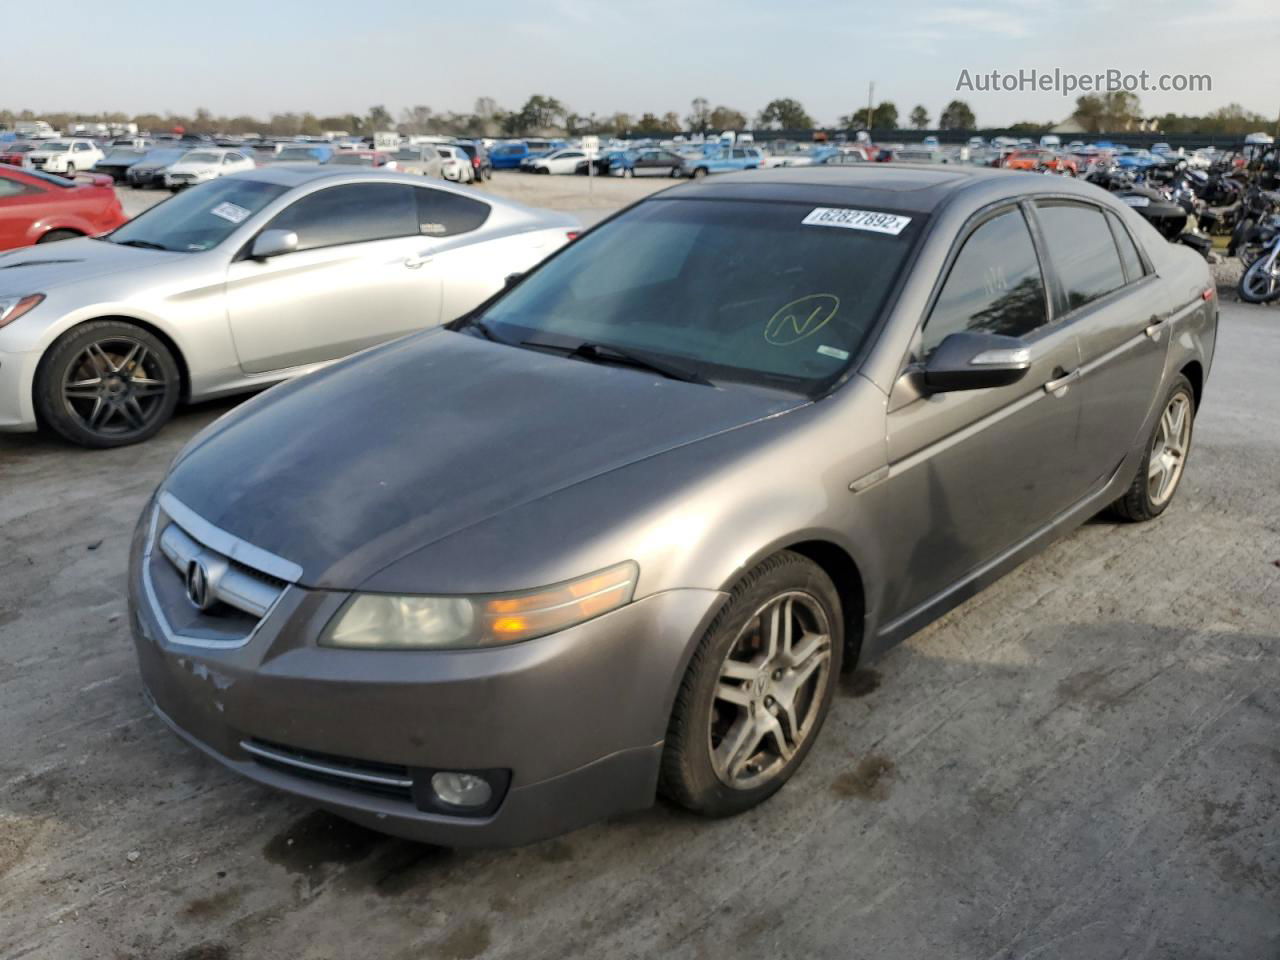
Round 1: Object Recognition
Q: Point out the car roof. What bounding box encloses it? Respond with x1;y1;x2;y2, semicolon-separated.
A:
666;164;1111;215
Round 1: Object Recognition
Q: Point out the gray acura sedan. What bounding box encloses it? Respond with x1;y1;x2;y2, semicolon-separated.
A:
129;166;1216;846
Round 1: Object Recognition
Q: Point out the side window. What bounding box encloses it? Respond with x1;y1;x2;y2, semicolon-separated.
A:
423;147;438;159
731;149;747;159
415;188;490;237
922;208;1049;355
75;142;91;152
0;178;31;198
269;183;418;250
1106;210;1146;283
1035;202;1127;310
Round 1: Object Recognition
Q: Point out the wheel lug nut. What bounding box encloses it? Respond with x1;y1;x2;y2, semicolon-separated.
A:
772;670;783;681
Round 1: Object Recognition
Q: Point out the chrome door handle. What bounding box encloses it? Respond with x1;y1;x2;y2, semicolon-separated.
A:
404;254;432;269
1144;316;1167;339
1043;369;1081;394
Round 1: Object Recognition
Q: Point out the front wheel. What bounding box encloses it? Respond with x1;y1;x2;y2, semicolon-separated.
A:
34;320;181;448
692;167;708;179
660;551;842;817
1238;250;1280;303
1110;375;1196;522
37;229;82;244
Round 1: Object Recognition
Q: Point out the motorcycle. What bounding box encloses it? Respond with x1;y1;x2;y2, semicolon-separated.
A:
1236;214;1280;304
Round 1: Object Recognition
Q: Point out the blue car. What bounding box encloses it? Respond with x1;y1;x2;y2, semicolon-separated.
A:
490;141;529;169
678;145;764;179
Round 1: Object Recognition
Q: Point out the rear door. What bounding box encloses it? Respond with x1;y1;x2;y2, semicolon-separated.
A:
224;181;443;374
1031;201;1170;489
867;204;1086;621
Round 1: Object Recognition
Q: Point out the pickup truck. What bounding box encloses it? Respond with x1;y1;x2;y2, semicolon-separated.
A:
678;146;764;179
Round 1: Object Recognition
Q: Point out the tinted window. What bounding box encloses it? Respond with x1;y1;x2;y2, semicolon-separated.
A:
1035;203;1127;310
0;177;31;198
479;198;923;393
415;189;490;237
270;183;417;250
923;208;1048;354
109;178;289;252
1106;210;1145;283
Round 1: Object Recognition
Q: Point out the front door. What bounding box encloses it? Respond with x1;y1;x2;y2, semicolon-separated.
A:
864;205;1088;622
225;182;442;374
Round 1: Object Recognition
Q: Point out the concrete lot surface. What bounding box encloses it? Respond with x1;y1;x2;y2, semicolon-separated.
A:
0;259;1277;956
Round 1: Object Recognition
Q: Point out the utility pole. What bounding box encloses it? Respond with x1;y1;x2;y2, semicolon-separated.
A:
865;82;875;133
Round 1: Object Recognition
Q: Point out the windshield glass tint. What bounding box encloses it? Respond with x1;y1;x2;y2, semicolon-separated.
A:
42;142;71;151
182;152;220;164
276;148;316;160
480;199;921;392
109;178;288;252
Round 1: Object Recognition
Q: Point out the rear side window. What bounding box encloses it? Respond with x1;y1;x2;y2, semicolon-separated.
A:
922;208;1048;354
414;188;490;237
0;177;31;198
270;183;418;250
1106;210;1146;283
1035;202;1127;310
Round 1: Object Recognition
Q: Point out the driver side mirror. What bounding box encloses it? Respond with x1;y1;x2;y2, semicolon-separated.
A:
923;331;1032;393
250;229;298;260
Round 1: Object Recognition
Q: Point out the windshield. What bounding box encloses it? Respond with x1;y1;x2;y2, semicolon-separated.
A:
276;147;319;161
41;141;71;152
7;143;36;153
103;150;144;163
331;153;374;165
107;178;288;252
476;199;922;393
181;151;221;164
139;149;186;165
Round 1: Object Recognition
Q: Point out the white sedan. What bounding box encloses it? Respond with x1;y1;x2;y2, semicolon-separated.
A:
527;149;595;175
164;148;257;191
27;139;105;175
0;167;579;447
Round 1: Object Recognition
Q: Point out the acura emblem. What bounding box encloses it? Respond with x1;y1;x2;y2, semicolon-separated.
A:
185;559;213;611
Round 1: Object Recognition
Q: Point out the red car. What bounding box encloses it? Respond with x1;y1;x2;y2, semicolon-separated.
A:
0;166;127;250
0;142;38;167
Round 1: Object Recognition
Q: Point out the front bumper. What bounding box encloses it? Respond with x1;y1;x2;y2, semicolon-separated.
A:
128;504;724;846
0;347;39;432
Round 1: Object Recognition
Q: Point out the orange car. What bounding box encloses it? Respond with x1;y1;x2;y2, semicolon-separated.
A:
1003;149;1080;176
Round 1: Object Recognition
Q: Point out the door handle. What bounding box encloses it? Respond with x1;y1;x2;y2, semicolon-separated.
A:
1043;368;1081;395
404;254;432;269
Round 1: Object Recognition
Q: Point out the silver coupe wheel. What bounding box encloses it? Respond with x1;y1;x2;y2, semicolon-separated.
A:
709;591;832;790
1148;392;1192;507
61;337;171;436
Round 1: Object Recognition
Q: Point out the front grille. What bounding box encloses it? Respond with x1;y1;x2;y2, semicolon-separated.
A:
242;739;415;803
141;494;297;648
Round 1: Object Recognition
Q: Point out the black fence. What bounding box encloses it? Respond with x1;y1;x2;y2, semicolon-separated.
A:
739;128;1258;151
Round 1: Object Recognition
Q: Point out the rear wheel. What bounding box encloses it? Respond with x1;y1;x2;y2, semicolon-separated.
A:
692;167;708;179
37;229;82;244
1110;375;1195;522
661;551;842;817
1238;251;1280;303
35;321;181;449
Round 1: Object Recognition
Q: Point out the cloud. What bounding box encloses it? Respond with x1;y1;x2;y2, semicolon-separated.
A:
918;6;1032;38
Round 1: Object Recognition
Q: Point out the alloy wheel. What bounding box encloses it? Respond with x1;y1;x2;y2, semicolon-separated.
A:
1148;392;1192;507
709;591;833;790
60;337;172;437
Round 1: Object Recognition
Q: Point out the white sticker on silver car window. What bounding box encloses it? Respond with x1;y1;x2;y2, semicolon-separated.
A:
802;207;911;235
210;201;251;224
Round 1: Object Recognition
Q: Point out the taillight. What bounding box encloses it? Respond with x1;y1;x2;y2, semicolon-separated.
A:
566;231;580;241
472;157;480;167
1201;287;1215;300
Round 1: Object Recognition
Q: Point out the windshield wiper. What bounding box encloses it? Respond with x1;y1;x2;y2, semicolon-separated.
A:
115;239;169;251
521;338;713;386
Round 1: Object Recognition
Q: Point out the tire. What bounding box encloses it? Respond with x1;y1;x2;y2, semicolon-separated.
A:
623;167;634;178
1110;375;1196;522
37;229;82;244
65;163;75;176
34;320;182;449
660;551;843;817
1238;251;1280;303
692;167;708;179
536;167;550;174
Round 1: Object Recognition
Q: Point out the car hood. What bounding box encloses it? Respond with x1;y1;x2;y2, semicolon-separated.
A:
28;150;69;159
0;238;178;292
164;329;806;588
167;163;217;175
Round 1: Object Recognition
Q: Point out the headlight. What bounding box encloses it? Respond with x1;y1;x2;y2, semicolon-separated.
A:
0;294;45;330
320;561;639;650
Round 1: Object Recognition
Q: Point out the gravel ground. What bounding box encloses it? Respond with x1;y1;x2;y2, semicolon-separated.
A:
1;182;1278;959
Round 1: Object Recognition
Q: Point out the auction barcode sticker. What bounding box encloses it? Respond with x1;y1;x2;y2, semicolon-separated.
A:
802;207;912;235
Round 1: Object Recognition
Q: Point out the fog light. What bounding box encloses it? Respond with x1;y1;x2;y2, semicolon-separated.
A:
431;771;493;808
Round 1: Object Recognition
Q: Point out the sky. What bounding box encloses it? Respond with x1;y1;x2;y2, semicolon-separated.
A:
9;0;1279;128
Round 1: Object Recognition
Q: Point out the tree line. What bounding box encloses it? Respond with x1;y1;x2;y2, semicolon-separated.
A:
2;93;1273;138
